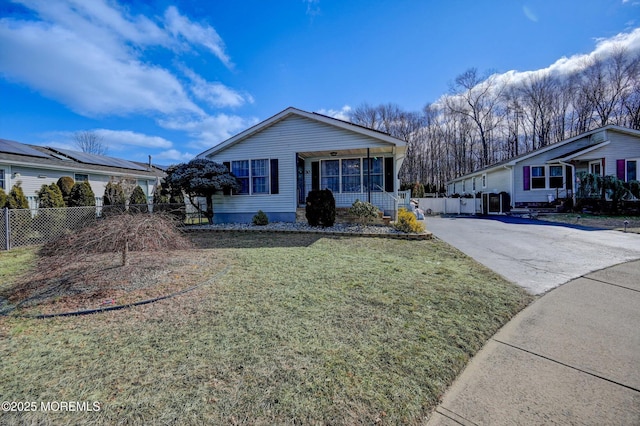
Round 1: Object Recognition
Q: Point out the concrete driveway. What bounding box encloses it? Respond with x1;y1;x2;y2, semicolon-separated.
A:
426;215;640;294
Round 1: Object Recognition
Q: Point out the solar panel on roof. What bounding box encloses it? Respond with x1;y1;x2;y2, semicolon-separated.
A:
0;139;52;159
49;148;148;171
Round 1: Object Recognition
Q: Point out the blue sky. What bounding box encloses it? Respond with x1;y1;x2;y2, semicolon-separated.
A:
1;0;638;165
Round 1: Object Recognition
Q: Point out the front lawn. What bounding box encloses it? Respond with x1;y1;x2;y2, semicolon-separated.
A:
0;233;531;425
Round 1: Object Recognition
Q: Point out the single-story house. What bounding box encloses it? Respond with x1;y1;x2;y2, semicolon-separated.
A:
197;107;408;223
446;125;640;213
0;138;164;208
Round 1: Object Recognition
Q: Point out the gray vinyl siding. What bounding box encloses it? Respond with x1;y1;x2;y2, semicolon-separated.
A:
513;131;640;203
206;115;396;216
483;168;511;194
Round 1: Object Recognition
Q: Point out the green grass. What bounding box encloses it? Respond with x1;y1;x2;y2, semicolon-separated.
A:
0;234;532;425
0;247;37;292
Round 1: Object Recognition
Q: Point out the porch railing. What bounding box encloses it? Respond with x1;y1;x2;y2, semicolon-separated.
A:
330;188;411;219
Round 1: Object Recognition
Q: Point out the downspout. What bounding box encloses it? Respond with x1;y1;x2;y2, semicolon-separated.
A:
559;160;576;207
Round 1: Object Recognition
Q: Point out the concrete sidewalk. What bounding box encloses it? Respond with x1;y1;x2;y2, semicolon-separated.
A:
427;260;640;425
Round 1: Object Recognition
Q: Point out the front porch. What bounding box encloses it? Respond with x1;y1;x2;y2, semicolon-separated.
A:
296;147;408;218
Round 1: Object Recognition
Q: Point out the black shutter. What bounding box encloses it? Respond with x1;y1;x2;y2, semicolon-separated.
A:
270;159;279;194
311;161;320;191
384;157;394;192
223;161;232;195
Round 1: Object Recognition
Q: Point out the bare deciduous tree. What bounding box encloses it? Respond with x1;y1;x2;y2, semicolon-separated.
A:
74;131;108;155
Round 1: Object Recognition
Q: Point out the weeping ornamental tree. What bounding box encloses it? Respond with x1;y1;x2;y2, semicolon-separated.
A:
165;159;239;224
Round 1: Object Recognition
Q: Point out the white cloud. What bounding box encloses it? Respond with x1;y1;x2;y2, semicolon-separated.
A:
164;6;232;68
93;129;173;150
304;0;321;17
316;105;352;121
159;113;259;149
437;27;640;106
0;19;203;117
154;149;195;163
522;6;538;23
181;66;253;108
0;1;241;118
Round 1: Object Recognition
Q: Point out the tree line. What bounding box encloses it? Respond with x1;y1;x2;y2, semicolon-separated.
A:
349;47;639;192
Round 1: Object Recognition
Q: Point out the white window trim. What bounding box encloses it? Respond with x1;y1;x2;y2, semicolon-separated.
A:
0;168;5;190
231;158;271;196
74;173;89;182
589;160;603;176
482;173;487;189
320;157;385;194
472;177;476;192
625;158;639;182
530;165;565;190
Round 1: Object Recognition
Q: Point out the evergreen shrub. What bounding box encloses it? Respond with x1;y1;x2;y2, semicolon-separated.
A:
35;184;66;239
252;210;269;226
56;176;75;206
348;199;380;225
7;182;29;209
305;189;336;227
129;185;149;213
37;183;65;208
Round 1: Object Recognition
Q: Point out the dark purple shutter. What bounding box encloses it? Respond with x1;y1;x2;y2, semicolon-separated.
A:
270;159;279;194
523;166;530;191
222;161;232;195
616;159;625;180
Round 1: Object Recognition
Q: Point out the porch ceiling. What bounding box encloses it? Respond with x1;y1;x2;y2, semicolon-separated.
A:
297;146;393;159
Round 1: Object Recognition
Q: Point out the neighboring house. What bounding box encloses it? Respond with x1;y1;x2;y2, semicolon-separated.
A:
198;107;408;223
0;138;164;208
446;125;640;213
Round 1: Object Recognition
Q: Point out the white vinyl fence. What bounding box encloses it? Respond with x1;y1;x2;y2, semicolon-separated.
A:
417;197;482;215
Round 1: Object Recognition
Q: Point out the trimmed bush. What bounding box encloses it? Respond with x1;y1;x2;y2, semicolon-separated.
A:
394;208;425;234
69;181;96;207
0;188;7;208
129;185;149;213
152;180;185;220
629;180;640;199
7;182;29;209
305;189;336;227
37;183;65;208
348;199;380;225
103;181;126;206
252;210;269;226
412;182;425;198
56;176;75;206
102;180;126;217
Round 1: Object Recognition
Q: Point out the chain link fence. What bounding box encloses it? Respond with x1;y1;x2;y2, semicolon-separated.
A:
1;203;189;251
